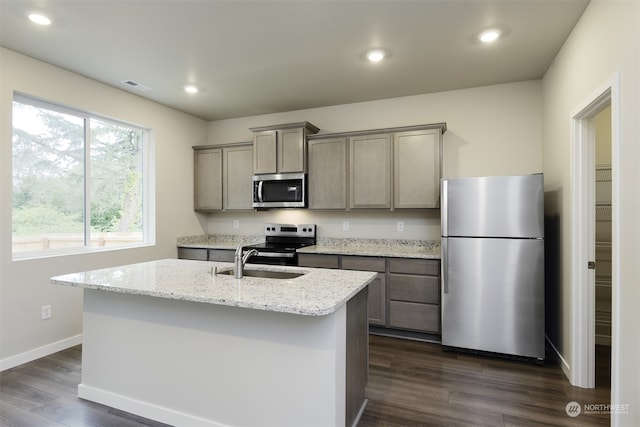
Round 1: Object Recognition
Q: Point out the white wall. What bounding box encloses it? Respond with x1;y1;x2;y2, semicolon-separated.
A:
541;0;639;424
0;48;209;368
207;80;543;240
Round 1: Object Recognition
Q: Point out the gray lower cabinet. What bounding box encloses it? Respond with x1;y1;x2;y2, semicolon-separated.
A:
177;247;208;261
177;247;234;262
341;256;386;326
388;258;440;333
297;253;340;269
208;249;235;262
298;253;440;334
298;253;386;326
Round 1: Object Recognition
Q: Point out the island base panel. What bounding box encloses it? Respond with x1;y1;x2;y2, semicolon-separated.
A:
79;289;366;427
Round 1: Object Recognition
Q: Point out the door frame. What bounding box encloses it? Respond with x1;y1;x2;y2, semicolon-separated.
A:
570;73;619;389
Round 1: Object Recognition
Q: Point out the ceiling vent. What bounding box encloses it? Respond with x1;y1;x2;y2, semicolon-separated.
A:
121;80;151;91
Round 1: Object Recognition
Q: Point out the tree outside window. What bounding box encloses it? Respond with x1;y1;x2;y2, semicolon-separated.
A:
12;95;149;255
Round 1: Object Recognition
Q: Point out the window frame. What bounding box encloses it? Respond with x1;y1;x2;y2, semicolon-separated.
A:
11;93;155;260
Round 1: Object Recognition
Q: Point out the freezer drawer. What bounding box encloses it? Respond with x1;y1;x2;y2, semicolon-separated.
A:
442;175;544;239
442;237;544;359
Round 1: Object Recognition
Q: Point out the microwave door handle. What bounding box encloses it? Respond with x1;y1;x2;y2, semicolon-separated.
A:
258;181;264;203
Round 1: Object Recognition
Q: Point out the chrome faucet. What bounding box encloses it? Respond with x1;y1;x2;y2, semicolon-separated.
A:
234;244;259;279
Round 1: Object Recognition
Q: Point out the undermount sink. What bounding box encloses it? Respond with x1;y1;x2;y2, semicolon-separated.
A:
218;269;305;280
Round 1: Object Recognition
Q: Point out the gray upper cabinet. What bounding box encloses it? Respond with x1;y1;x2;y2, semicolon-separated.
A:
394;128;442;208
193;143;253;212
308;137;348;209
308;123;445;211
349;133;392;209
250;122;319;175
252;130;277;174
194;147;222;211
224;144;253;210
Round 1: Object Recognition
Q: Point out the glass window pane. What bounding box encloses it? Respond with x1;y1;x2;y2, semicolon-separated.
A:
12;101;85;252
89;118;144;248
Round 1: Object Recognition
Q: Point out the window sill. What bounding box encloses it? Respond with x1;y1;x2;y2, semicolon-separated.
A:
12;243;155;262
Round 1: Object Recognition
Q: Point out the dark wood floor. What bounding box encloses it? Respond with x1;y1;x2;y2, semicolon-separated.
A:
0;336;610;427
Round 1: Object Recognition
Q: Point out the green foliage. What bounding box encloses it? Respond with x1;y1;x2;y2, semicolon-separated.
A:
12;100;144;241
12;204;82;235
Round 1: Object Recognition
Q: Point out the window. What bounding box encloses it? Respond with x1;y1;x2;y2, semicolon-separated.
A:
12;94;152;257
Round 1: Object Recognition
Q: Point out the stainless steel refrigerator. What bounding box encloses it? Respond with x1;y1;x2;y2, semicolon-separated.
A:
441;174;544;361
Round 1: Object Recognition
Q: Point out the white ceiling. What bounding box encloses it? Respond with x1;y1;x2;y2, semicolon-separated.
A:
0;0;589;121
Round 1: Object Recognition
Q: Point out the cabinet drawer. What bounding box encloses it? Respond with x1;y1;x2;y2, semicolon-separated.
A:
177;247;208;261
389;274;439;304
389;258;439;276
298;253;340;269
341;256;386;272
208;249;235;262
389;301;440;333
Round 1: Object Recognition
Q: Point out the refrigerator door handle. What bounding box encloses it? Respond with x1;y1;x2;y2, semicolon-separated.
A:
441;179;448;237
442;238;448;294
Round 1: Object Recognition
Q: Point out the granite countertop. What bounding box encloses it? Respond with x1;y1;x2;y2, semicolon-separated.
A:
177;235;441;259
177;234;263;250
51;259;376;316
298;238;441;259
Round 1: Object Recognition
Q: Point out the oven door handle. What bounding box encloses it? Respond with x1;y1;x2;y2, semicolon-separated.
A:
255;251;295;258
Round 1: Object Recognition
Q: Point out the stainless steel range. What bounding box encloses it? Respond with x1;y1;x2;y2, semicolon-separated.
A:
243;223;316;266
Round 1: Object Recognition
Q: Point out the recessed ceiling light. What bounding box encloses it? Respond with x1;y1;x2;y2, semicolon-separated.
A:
366;49;386;63
479;29;501;43
184;85;199;94
28;13;51;26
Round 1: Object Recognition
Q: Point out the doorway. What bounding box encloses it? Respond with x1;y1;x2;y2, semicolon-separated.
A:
593;106;612;388
570;74;619;393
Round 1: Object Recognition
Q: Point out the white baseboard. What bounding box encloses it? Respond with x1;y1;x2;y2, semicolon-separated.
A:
78;384;226;427
0;334;83;372
546;335;571;381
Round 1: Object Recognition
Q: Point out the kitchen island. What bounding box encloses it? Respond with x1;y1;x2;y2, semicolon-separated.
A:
51;259;376;427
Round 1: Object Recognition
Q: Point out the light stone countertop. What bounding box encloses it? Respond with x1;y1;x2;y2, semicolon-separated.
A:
51;259;376;316
177;234;263;250
177;235;441;259
297;238;441;259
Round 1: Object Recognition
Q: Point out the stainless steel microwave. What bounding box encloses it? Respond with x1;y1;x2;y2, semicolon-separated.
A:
252;173;306;208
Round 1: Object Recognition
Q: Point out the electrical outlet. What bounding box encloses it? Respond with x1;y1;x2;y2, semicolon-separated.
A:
233;220;239;229
343;221;350;231
397;221;404;232
41;305;51;320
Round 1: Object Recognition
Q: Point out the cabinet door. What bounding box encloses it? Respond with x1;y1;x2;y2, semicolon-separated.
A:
177;247;208;260
308;138;347;209
253;130;277;174
367;273;386;326
389;301;440;333
349;133;392;209
224;145;253;210
297;253;340;269
208;249;235;262
194;148;222;211
342;256;387;326
278;127;305;173
394;129;441;208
